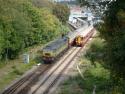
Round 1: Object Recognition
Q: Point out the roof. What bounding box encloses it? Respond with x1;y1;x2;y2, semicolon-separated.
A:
43;37;67;51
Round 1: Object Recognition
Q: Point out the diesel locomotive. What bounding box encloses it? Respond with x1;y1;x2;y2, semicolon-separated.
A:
42;37;69;63
41;25;94;63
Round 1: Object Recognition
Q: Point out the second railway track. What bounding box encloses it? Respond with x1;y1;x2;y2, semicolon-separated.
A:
2;64;52;94
1;47;78;94
31;30;95;94
32;47;82;94
1;29;95;94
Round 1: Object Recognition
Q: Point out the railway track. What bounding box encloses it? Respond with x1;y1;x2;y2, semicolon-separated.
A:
31;30;95;94
1;29;95;94
1;47;77;94
1;64;52;94
29;47;78;94
41;47;81;94
18;48;75;94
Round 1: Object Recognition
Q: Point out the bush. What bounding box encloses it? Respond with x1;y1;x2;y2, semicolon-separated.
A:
53;4;70;24
0;0;69;60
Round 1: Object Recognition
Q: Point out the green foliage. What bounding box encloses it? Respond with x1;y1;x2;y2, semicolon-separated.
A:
77;0;89;7
23;3;62;44
85;38;105;66
0;0;69;60
58;62;111;94
53;4;70;24
0;0;29;59
11;65;23;75
82;63;111;94
0;60;37;91
32;0;53;9
84;36;125;93
97;0;125;93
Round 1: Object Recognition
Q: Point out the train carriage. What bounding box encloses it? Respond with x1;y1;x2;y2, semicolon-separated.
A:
42;37;68;63
41;26;94;63
41;17;95;63
74;26;94;47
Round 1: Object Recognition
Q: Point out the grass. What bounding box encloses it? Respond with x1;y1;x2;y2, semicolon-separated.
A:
58;60;111;94
0;43;42;92
0;62;7;68
58;36;124;94
83;63;111;93
0;61;37;92
58;36;112;94
0;36;62;92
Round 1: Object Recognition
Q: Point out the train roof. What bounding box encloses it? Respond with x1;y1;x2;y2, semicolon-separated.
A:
67;24;88;39
67;25;93;43
43;37;67;51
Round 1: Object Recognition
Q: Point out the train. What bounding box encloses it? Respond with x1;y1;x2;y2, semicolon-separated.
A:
41;22;94;63
42;37;68;63
68;25;93;46
74;27;95;46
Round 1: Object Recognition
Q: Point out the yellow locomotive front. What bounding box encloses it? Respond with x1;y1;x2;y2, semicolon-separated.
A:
42;50;55;62
75;35;84;47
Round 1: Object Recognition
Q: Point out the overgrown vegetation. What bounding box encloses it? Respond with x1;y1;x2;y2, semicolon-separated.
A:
58;37;112;94
53;4;70;24
97;0;125;93
32;0;53;9
58;62;111;94
79;0;125;92
85;31;125;93
0;0;69;60
58;36;124;94
85;37;105;67
0;61;37;91
77;0;89;7
0;0;70;91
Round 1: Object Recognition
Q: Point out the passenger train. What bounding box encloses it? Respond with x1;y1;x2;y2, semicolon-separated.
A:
41;19;95;63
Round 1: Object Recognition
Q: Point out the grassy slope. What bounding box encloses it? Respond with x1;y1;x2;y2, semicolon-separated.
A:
0;61;36;91
0;43;46;91
58;62;110;94
58;37;112;94
0;35;67;92
0;35;61;92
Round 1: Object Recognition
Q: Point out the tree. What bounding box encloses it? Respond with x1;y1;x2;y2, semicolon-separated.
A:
0;0;28;59
0;0;69;60
98;0;125;92
32;0;54;9
77;0;89;7
53;4;70;24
